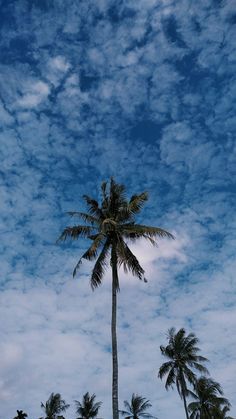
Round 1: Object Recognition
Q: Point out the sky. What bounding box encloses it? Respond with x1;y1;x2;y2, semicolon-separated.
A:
0;0;236;418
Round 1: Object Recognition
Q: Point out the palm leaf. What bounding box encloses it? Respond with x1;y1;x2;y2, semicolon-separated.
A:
158;361;173;379
83;195;104;218
67;211;99;225
90;239;111;289
119;409;132;417
57;225;95;242
165;367;176;390
120;394;157;418
72;234;105;277
116;237;145;280
121;224;174;240
128;192;149;214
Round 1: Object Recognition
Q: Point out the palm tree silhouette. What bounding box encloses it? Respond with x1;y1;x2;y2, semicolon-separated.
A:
158;328;208;419
119;394;158;418
40;392;69;419
213;405;235;419
75;392;102;418
14;411;28;419
58;178;173;419
188;377;231;419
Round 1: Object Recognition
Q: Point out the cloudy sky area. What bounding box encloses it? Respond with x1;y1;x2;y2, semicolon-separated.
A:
0;0;236;417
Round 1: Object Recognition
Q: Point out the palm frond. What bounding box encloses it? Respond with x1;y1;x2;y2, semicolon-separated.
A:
115;192;148;223
121;224;174;240
116;237;145;280
72;234;105;277
67;211;99;225
120;228;158;246
182;365;197;387
57;225;95;242
108;178;127;217
90;239;111;289
189;360;209;375
123;400;131;411
128;192;149;214
158;361;173;379
119;409;132;417
83;195;104;218
159;344;174;359
165;367;176;390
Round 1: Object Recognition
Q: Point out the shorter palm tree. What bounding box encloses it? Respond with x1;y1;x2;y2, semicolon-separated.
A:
14;411;28;419
213;405;235;419
75;392;102;419
40;393;69;419
158;328;209;419
188;377;231;419
119;394;157;418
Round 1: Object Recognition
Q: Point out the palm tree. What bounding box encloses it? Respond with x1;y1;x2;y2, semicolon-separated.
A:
58;178;173;419
158;328;209;419
188;377;231;419
119;393;158;418
14;411;28;419
213;406;235;419
40;392;69;419
75;392;102;418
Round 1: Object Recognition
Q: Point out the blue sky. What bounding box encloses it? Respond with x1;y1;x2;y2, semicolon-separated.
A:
0;0;236;417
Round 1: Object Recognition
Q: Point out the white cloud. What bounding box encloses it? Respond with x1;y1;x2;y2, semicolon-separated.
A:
18;81;50;108
49;56;70;72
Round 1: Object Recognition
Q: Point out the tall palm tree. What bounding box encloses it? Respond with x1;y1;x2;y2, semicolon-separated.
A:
14;411;28;419
158;328;209;419
40;392;69;419
58;178;173;419
75;392;102;418
119;393;158;418
188;377;231;419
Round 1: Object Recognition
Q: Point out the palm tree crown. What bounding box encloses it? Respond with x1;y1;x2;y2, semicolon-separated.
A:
159;328;209;419
58;178;173;419
58;178;173;289
119;394;158;418
40;393;69;419
75;392;102;419
188;377;231;419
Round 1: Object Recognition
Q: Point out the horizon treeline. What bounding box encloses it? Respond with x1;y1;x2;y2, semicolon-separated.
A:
13;327;235;419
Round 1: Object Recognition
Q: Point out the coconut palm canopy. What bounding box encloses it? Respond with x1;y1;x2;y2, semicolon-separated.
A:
188;377;231;419
13;411;28;419
119;394;158;419
40;393;69;419
58;178;173;288
75;392;102;419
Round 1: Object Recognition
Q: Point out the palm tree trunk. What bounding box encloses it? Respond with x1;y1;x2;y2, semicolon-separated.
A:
179;372;190;419
182;392;190;419
111;245;119;419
